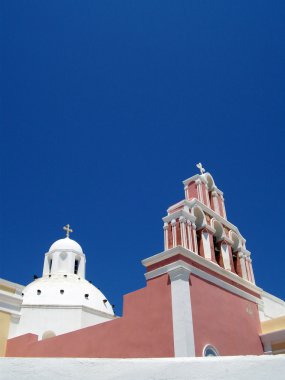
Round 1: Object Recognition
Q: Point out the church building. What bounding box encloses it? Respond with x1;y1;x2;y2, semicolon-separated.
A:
2;165;285;357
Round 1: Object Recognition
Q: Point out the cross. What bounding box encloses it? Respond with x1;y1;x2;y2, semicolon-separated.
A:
196;162;205;175
63;224;73;238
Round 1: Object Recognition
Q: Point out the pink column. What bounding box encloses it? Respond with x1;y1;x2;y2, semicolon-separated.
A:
171;219;177;248
179;217;188;249
192;223;198;254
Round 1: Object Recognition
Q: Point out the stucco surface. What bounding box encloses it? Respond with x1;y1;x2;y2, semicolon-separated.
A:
1;356;285;380
7;275;174;358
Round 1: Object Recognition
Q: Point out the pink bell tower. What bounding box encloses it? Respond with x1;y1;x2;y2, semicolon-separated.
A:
142;164;263;356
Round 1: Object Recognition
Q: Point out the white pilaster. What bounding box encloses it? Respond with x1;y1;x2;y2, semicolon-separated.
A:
195;179;203;203
244;255;254;283
211;190;220;215
205;185;211;208
171;219;177;247
238;252;248;281
78;257;85;277
201;229;212;260
163;222;169;250
248;258;255;284
169;267;195;357
184;185;188;200
221;243;231;271
221;195;227;219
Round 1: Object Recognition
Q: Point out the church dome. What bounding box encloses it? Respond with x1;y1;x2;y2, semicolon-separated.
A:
22;274;114;316
49;237;83;254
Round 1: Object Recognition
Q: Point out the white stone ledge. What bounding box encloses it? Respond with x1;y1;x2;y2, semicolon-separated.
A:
1;356;285;380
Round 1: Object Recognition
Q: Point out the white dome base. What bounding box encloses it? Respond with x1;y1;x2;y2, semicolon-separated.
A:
13;304;115;340
11;274;115;340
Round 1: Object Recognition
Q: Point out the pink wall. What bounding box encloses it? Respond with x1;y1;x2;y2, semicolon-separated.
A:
201;183;208;205
186;182;198;200
6;274;174;358
190;274;264;356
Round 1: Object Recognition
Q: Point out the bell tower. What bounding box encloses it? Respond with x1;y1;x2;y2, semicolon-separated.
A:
142;165;263;357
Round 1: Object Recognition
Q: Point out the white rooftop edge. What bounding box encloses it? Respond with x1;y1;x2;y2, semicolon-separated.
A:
1;356;285;380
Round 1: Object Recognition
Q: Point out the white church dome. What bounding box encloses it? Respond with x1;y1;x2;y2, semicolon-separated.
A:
49;237;83;253
14;228;115;340
22;274;114;316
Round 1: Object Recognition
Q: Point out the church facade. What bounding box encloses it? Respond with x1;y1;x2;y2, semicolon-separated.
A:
3;166;285;357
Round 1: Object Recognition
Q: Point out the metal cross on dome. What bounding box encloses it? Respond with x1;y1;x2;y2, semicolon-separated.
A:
196;162;205;175
63;224;73;238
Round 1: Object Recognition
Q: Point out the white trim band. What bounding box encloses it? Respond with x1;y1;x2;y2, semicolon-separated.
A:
145;260;262;306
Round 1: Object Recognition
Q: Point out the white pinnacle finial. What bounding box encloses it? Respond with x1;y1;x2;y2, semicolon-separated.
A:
63;224;73;238
196;162;205;175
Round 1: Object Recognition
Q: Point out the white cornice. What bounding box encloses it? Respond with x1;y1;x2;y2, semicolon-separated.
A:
145;260;262;306
261;291;285;305
0;290;23;305
0;278;24;292
238;247;251;256
220;236;234;245
0;305;21;317
21;304;116;319
163;209;196;223
183;174;206;186
187;199;242;235
197;225;216;234
45;250;86;257
0;290;23;317
167;200;187;213
166;198;245;242
141;246;261;295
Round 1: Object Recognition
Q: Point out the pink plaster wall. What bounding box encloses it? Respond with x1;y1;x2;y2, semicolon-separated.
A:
176;219;182;246
6;275;174;358
186;182;198;200
190;274;264;356
201;183;208;205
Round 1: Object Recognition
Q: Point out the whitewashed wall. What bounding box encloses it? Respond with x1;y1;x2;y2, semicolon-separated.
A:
1;356;285;380
260;291;285;321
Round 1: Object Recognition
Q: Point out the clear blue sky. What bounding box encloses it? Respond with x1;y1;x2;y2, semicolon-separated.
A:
1;1;284;314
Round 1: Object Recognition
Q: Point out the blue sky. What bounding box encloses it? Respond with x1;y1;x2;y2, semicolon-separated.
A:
1;1;284;314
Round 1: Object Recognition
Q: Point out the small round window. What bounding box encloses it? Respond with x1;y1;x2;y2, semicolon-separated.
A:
203;345;219;357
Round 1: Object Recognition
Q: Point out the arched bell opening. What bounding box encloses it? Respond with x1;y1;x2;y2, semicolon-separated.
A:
230;231;241;275
212;220;224;267
204;174;215;209
193;207;206;257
